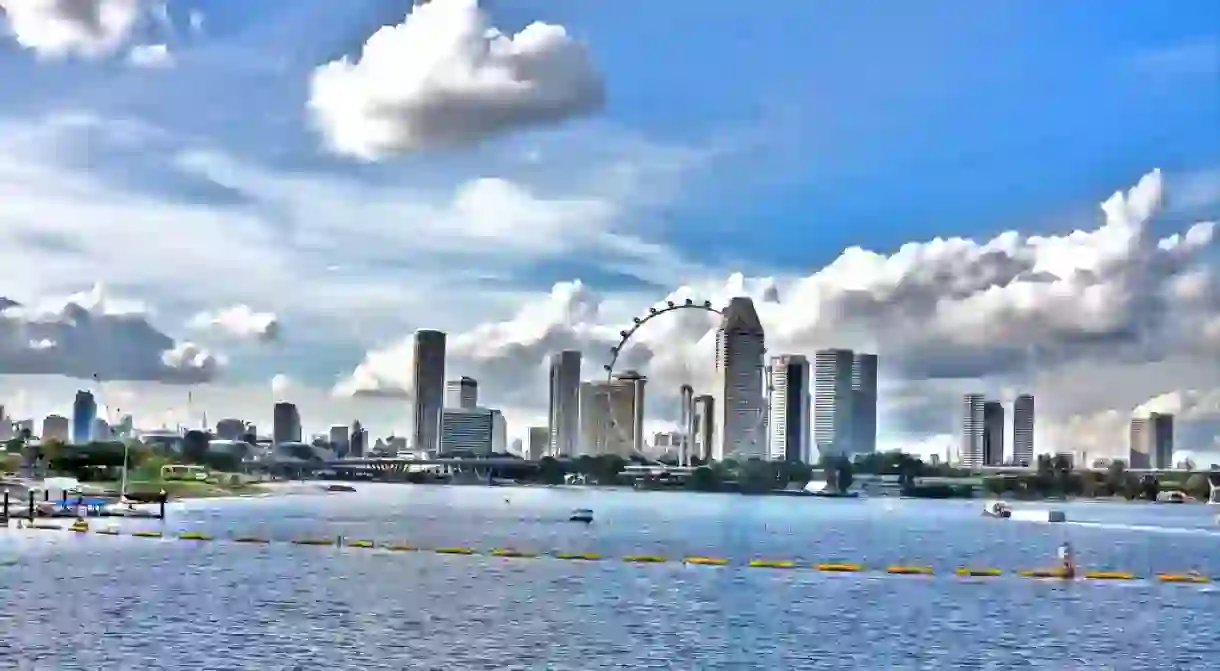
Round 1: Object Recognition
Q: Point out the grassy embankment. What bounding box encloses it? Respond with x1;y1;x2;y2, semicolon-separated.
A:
91;478;269;499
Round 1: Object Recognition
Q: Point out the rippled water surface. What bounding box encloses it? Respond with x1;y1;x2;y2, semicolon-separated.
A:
3;485;1220;669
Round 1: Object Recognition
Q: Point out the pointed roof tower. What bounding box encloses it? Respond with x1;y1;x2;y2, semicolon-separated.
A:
719;296;763;334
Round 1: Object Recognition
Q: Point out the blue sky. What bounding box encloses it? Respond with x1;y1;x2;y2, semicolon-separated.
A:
5;0;1215;283
0;0;1219;457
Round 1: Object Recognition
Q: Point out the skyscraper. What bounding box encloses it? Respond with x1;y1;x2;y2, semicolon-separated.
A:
813;349;854;459
1012;394;1035;467
72;390;96;444
679;384;695;464
445;377;478;409
692;395;715;461
547;350;581;457
527;426;549;460
983;401;1004;466
329;424;350;451
713;297;766;461
851;353;878;456
1153;413;1174;469
579;372;646;458
491;409;507;454
350;420;366;457
1130;412;1173;469
769;355;811;463
960;394;985;469
411;329;446;453
273;402;301;445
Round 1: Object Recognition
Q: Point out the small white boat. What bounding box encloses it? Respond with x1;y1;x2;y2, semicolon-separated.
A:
569;508;594;523
982;500;1012;518
102;498;159;518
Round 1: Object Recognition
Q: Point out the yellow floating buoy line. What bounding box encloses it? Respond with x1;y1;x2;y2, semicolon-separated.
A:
4;525;1215;587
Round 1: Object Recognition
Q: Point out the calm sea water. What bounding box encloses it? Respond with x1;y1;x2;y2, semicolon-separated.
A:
2;484;1219;670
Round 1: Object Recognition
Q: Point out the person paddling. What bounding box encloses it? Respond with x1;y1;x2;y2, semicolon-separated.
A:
1057;541;1076;577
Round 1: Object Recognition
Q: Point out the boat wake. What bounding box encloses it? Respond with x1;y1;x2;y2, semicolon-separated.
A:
1009;510;1064;523
1065;521;1220;537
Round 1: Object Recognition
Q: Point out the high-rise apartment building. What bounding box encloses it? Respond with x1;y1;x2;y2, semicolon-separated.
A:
769;355;811;462
813;349;854;459
445;377;478;409
272;401;301;445
1153;414;1174;469
329;424;350;450
1130;412;1174;469
983;401;1004;466
692;394;715;462
411;329;446;453
350;420;367;457
960;394;985;469
92;417;111;441
527;426;549;460
851;353;878;456
1012;394;1035;467
578;382;604;456
491;409;506;454
713;297;766;461
72;390;96;444
679;384;695;464
547;350;581;457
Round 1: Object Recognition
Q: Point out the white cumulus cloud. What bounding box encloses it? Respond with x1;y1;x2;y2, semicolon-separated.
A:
127;42;171;67
0;0;149;59
270;373;294;398
187;305;280;342
307;0;605;160
0;283;221;383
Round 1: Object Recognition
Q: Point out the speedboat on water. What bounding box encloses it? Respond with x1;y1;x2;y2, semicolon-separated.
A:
322;483;356;495
982;500;1012;518
569;509;594;523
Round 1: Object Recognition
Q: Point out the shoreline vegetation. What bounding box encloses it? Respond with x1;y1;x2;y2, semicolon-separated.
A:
2;438;270;500
5;437;1217;503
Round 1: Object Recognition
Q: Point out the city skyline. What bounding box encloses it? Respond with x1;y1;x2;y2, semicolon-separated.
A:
0;0;1216;462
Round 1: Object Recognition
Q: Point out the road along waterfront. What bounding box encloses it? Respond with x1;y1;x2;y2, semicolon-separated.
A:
2;485;1219;669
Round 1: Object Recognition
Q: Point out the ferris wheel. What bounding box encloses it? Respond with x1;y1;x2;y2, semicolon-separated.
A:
600;298;772;465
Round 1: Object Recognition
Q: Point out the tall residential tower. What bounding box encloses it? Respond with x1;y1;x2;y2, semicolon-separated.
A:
1012;394;1035;467
960;394;985;469
813;349;854;458
768;355;811;462
547;350;581;457
851;353;878;456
